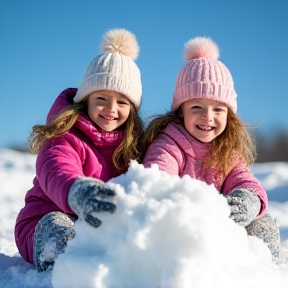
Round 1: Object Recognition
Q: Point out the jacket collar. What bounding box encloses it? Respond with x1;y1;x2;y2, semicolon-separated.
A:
75;114;124;147
165;123;212;159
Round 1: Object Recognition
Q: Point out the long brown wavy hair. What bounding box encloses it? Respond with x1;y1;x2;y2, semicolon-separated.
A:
29;99;143;172
140;108;256;177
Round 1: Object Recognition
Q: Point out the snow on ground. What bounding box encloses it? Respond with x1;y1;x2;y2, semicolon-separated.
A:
1;148;288;288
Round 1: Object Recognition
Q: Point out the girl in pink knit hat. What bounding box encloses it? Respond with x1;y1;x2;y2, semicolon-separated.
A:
141;36;280;261
15;28;143;272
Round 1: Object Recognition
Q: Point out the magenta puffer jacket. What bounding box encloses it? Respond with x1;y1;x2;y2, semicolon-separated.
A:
143;122;268;214
15;88;124;264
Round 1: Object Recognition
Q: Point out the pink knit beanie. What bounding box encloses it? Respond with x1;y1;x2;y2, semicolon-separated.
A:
74;29;142;109
171;37;237;113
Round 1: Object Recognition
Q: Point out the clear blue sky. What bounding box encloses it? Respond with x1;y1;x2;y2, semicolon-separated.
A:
0;0;287;148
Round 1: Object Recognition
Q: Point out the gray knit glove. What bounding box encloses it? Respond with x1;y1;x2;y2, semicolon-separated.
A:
68;177;116;228
226;189;261;227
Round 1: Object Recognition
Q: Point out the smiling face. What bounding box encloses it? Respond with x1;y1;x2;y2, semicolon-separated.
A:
87;90;131;132
180;98;228;143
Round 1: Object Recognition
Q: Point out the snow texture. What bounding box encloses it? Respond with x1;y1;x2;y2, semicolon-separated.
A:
1;148;288;288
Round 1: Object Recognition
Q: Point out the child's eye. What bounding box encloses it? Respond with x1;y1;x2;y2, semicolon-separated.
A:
214;108;225;112
117;100;130;105
96;97;106;100
191;105;202;109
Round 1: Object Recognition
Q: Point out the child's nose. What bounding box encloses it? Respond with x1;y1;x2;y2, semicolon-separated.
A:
106;100;117;112
202;109;213;121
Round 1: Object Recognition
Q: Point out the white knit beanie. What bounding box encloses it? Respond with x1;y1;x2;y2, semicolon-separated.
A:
74;28;142;109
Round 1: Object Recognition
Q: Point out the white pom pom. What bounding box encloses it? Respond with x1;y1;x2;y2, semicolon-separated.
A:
101;28;139;60
184;37;219;61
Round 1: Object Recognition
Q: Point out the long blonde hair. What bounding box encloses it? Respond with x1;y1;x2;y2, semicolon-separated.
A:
140;109;256;177
29;99;143;172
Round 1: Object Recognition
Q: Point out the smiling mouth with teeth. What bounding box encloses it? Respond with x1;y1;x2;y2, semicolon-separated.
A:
101;115;118;121
196;125;215;131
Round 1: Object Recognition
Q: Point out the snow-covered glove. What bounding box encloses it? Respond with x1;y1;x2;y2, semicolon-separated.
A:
226;189;261;227
68;177;116;228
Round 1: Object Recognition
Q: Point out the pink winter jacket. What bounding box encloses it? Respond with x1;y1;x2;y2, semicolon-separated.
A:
15;88;124;264
143;122;268;215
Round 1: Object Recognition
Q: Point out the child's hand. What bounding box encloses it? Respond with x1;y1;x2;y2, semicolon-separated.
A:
68;177;116;228
226;189;261;227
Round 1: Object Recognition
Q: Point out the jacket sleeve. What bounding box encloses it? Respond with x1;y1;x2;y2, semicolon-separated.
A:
221;165;268;216
142;134;184;175
36;134;86;214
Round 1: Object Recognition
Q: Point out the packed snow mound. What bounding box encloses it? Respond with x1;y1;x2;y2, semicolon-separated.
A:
52;161;288;288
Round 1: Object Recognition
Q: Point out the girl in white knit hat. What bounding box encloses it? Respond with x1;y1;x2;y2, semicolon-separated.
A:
15;28;143;272
141;36;280;261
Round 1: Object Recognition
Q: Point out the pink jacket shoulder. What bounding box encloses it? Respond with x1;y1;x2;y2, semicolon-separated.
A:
46;88;77;124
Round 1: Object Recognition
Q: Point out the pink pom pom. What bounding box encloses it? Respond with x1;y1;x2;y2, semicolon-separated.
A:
184;37;219;61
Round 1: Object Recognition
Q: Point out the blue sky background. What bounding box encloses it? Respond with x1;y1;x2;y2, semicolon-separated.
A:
0;0;287;148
